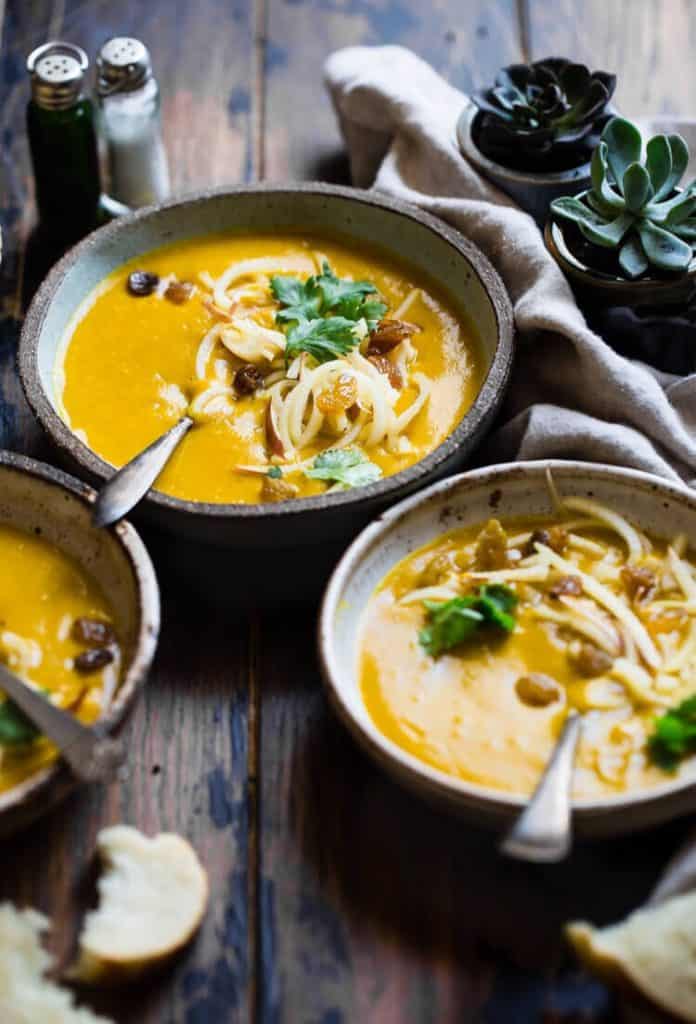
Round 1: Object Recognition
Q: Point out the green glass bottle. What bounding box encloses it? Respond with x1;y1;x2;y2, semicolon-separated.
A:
26;42;113;250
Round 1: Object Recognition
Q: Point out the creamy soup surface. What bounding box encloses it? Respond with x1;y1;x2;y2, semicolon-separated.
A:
0;524;120;793
360;499;696;800
57;234;484;504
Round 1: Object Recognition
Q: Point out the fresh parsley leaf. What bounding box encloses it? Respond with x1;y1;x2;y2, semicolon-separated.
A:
648;695;696;772
306;447;382;490
270;274;322;324
0;698;40;747
418;584;518;658
419;599;483;658
285;316;360;364
270;261;387;344
267;466;282;479
315;261;386;325
476;584;518;631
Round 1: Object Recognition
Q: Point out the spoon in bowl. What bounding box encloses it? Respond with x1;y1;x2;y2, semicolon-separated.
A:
499;710;583;862
92;415;194;528
0;662;125;783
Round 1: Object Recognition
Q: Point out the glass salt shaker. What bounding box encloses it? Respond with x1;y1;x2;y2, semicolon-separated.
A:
96;37;170;209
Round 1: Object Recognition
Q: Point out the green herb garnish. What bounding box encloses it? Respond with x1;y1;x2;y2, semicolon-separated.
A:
284;316;359;365
0;698;40;747
648;696;696;772
267;466;283;479
306;448;382;490
270;261;387;364
419;584;518;658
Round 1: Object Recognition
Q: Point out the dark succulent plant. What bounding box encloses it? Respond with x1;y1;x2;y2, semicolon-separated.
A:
472;58;616;172
551;117;696;279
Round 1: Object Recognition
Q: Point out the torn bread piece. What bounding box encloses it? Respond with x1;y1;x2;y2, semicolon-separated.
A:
71;826;209;984
567;890;696;1023
0;903;113;1023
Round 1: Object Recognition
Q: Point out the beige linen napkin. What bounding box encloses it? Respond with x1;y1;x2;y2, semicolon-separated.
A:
325;45;696;1021
324;45;696;485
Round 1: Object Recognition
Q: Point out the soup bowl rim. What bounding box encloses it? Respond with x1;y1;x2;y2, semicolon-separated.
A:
318;458;696;822
0;450;160;825
19;182;514;519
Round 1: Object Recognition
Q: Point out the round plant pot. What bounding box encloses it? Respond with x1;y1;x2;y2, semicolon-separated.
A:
545;217;696;374
456;103;592;226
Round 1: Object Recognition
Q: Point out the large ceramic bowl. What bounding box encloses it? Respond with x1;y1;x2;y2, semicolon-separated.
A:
319;460;696;839
19;184;513;554
0;451;159;836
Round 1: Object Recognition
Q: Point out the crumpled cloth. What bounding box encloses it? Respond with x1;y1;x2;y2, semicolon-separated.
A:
324;45;696;486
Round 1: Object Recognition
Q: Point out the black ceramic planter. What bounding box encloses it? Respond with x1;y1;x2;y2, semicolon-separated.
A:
456;103;592;226
545;218;696;375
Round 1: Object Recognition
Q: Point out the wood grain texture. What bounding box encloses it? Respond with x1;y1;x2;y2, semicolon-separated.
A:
526;0;696;118
263;0;521;180
1;1;696;1022
0;2;258;1022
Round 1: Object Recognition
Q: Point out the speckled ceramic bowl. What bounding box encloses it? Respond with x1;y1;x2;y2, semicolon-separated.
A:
0;451;159;836
19;184;513;555
320;460;696;839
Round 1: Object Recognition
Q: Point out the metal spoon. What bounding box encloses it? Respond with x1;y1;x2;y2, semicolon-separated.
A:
0;662;124;783
499;710;583;863
92;415;194;528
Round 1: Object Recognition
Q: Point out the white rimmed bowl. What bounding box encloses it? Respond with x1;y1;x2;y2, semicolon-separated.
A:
319;460;696;838
0;451;160;836
19;184;513;552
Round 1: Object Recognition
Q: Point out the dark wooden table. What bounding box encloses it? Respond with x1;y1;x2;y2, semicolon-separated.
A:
1;2;695;1022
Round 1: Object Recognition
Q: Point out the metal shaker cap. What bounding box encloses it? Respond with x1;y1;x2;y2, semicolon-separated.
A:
27;42;88;110
97;37;152;96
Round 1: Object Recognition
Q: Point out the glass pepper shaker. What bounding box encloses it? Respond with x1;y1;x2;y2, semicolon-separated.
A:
96;37;171;209
26;42;107;246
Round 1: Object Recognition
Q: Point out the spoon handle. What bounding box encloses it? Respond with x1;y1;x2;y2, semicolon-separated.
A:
0;662;124;783
92;415;194;528
499;710;582;863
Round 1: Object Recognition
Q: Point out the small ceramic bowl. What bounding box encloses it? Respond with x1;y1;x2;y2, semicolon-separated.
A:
545;217;696;309
319;460;696;839
0;451;160;836
19;184;513;556
457;103;592;226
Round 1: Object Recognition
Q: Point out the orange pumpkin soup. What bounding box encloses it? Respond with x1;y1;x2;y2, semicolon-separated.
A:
360;499;696;800
57;235;484;503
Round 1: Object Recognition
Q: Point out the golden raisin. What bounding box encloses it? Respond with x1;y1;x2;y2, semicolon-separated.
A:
316;373;358;414
164;280;195;304
71;618;116;648
515;674;560;707
261;476;298;503
367;318;419;354
568;642;612;678
367;354;403;390
524;527;568;556
621;564;656;604
474;519;509;571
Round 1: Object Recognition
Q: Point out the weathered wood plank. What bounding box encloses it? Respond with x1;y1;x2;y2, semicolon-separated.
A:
526;0;696;119
0;1;258;1022
263;0;521;180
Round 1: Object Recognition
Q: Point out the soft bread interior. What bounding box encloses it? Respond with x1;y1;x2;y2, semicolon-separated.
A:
0;903;113;1023
72;825;208;983
567;891;696;1023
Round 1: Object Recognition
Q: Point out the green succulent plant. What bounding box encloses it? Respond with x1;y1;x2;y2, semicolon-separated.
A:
472;58;616;171
551;118;696;278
